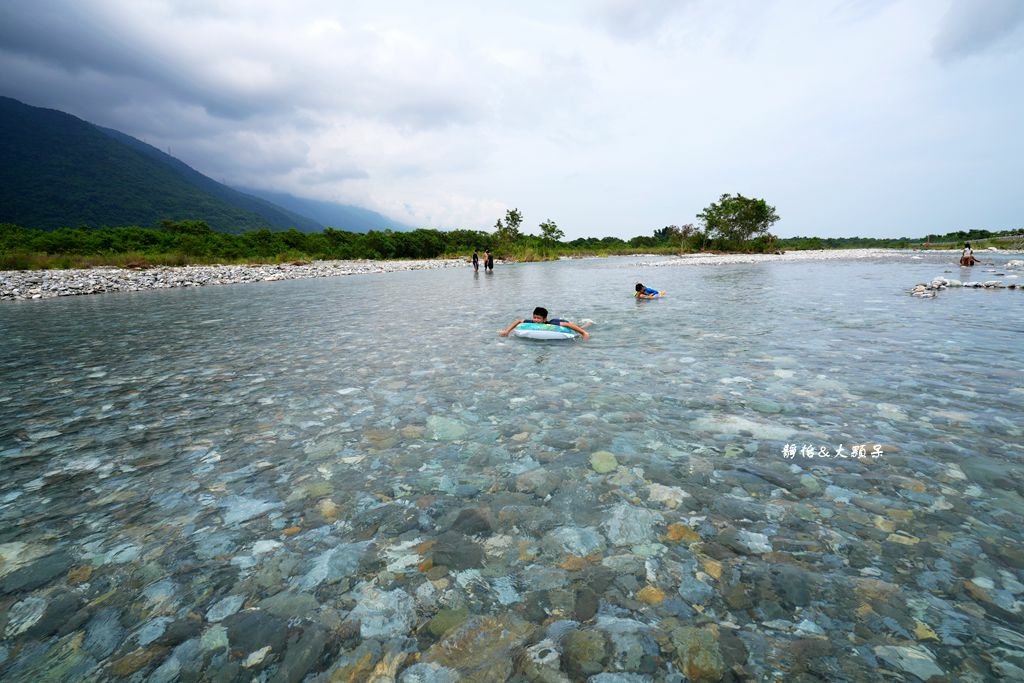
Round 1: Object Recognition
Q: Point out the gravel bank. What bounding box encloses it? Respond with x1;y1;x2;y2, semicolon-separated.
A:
0;258;468;301
4;249;1015;301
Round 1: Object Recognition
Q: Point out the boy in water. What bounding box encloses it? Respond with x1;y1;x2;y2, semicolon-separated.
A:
499;307;590;339
635;283;665;298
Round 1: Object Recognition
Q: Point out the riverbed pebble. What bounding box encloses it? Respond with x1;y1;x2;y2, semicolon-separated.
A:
2;252;1022;680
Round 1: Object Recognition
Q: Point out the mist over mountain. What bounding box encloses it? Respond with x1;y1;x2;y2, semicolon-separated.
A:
239;188;412;233
97;126;323;233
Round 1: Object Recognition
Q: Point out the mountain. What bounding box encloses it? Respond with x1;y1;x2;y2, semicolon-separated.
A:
240;188;412;233
97;127;322;233
0;97;292;233
0;96;408;235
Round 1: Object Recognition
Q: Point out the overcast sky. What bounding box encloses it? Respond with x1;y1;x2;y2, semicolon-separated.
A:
1;0;1022;239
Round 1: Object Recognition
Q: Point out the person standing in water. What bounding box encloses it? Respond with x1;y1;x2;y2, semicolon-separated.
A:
484;250;494;271
960;243;978;266
472;249;479;271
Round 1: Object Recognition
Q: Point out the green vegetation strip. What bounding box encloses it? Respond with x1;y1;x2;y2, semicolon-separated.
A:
1;219;1019;272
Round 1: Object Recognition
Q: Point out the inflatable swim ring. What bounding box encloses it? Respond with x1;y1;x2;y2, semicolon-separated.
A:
513;322;578;340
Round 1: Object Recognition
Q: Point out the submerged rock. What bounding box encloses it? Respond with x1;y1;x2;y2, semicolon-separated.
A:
350;586;415;638
590;451;619;474
433;532;485;569
563;629;608;677
669;626;725;682
602;505;663;547
427;416;468;440
424;615;533;680
873;645;945;680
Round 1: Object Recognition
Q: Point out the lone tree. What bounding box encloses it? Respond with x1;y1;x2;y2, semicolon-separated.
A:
654;223;697;253
539;219;563;250
493;208;523;253
698;194;780;249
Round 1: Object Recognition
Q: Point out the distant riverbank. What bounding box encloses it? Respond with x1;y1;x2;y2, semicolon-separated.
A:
5;248;1021;301
630;247;991;267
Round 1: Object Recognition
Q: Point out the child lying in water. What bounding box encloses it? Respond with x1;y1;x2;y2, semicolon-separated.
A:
635;283;665;298
498;307;591;339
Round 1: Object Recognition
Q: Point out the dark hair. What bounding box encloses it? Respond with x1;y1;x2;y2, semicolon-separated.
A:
533;307;548;318
635;283;644;292
965;243;971;248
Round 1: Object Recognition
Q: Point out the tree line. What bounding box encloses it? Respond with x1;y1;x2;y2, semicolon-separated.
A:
2;195;1016;270
1;194;779;267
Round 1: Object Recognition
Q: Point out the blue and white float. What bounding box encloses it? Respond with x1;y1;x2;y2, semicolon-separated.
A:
512;322;579;340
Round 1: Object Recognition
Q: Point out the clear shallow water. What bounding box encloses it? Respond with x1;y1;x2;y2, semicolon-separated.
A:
1;254;1023;681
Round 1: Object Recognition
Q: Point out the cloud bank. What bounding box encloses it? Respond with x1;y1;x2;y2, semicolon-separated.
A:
1;0;1021;238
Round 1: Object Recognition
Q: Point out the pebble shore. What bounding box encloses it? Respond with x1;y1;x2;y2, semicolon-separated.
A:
0;259;468;301
3;250;1020;302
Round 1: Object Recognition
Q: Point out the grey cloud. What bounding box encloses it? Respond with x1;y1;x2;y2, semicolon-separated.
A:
297;166;370;185
383;95;486;131
1;0;488;132
0;3;147;79
934;0;1024;62
589;0;689;41
0;2;294;121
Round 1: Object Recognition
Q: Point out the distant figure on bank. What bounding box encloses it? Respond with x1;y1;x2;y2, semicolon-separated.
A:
498;306;591;339
960;243;978;266
635;283;665;298
484;250;494;271
472;249;479;271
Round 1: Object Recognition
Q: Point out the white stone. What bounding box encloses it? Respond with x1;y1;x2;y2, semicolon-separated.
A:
426;415;468;440
200;625;229;652
243;646;273;667
206;595;245;622
689;415;797;440
647;483;691;508
0;542;49;578
544;526;605;555
737;530;772;554
350;586;415;638
251;540;282;555
4;596;47;637
602;504;663;546
491;576;522;605
383;538;425;573
795;619;825;635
